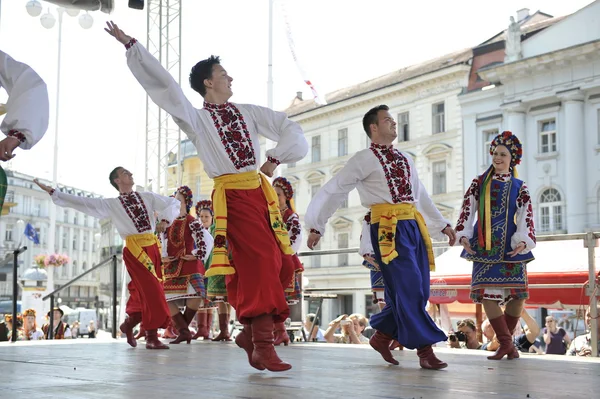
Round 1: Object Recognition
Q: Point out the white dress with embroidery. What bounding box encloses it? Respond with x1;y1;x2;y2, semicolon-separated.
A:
125;41;308;176
0;50;49;148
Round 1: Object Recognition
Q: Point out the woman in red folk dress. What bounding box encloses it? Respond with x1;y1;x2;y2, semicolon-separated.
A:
161;186;214;344
272;177;303;346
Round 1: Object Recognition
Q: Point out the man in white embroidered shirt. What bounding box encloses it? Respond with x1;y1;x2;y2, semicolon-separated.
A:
305;105;456;370
34;167;180;350
105;21;307;371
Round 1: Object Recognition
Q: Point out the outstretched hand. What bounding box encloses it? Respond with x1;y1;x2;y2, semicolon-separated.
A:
442;226;456;246
33;178;53;194
307;232;321;250
260;161;277;178
104;21;132;45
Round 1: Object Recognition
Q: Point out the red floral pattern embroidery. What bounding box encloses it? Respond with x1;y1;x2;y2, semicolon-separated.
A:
118;192;152;233
8;130;26;143
369;143;413;203
214;234;226;248
189;219;208;259
267;156;281;166
125;38;137;50
310;228;321;235
456;179;479;232
285;213;301;247
204;101;256;169
516;184;536;243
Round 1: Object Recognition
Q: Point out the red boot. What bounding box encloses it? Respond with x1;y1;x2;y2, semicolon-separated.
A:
369;331;399;365
251;315;292;372
206;311;214;339
389;340;404;351
145;329;169;349
212;313;232;341
273;322;290;346
192;312;208;340
170;313;192;345
504;313;521;359
120;312;142;348
417;345;448;370
487;315;517;360
235;324;265;371
183;307;198;326
134;324;145;340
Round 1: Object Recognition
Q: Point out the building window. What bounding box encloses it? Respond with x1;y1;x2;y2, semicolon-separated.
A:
62;232;68;250
311;184;321;199
539;188;563;232
340;193;349;209
398;112;409;142
539;119;557;153
83;214;88;227
64;210;69;223
73;233;78;250
432;102;445;134
338;233;349;266
73;213;78;225
83;234;88;251
312;136;321;163
597;109;600;144
432;161;447;195
483;129;499;165
5;225;13;242
338;128;348;156
5;190;14;202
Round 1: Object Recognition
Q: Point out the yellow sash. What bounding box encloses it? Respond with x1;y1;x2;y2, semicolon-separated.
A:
125;233;163;281
370;203;435;271
205;170;294;277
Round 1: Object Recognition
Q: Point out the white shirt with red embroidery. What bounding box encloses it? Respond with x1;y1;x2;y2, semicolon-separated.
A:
0;50;49;149
125;41;308;178
50;190;180;239
160;216;214;262
284;212;303;253
305;143;450;238
454;174;536;253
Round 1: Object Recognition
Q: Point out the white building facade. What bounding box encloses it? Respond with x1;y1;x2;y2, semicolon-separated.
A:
283;50;471;323
0;170;102;309
460;2;600;235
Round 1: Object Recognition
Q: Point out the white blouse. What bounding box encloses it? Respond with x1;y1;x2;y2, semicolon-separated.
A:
125;41;308;178
160;217;214;263
50;190;180;239
305;144;450;238
284;211;303;253
454;174;536;253
27;329;44;340
0;50;49;149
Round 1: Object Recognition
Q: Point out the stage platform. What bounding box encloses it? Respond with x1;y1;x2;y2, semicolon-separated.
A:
1;338;598;398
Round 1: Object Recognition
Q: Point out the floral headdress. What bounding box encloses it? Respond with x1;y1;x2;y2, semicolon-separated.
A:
489;130;522;168
23;309;36;318
273;177;295;212
173;185;194;213
195;199;213;216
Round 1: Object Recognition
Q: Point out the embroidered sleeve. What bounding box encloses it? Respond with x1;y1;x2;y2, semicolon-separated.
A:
125;41;202;136
51;190;109;220
359;213;374;257
267;155;281;166
190;219;214;262
454;178;480;246
244;104;308;164
512;183;536;253
408;154;451;240
148;193;180;226
0;49;49;149
285;212;303;253
305;151;372;235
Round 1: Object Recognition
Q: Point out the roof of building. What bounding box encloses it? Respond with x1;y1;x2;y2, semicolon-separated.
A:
478;13;567;47
284;48;472;117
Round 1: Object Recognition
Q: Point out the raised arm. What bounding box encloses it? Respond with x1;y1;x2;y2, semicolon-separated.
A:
105;22;201;136
244;104;308;165
34;179;109;220
146;192;180;226
0;50;49;156
305;153;368;249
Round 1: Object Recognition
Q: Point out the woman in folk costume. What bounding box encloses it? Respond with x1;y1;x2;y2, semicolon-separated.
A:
455;131;536;361
161;186;214;344
272;177;304;346
194;199;229;341
23;308;44;341
5;314;24;341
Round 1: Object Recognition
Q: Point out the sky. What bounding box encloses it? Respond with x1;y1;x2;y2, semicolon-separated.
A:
0;0;595;197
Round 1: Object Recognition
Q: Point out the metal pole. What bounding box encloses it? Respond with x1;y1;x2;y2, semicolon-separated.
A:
586;232;598;357
177;0;183;187
11;246;26;342
49;295;55;339
267;0;274;109
111;255;117;339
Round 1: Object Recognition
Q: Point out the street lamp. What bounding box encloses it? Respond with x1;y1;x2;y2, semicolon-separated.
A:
26;4;93;294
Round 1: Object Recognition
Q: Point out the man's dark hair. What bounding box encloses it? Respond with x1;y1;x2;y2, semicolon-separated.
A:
109;167;123;191
189;55;221;97
362;104;389;138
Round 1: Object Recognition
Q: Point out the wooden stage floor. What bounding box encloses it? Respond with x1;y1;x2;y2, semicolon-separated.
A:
1;338;598;398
